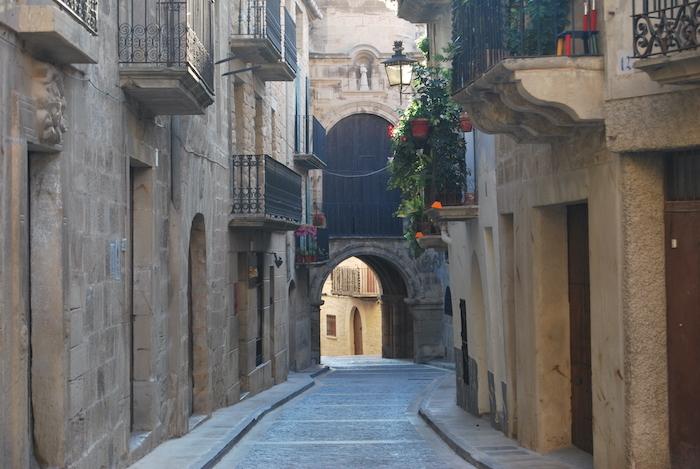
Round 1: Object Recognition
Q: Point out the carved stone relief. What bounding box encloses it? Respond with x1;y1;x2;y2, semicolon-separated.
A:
31;64;68;147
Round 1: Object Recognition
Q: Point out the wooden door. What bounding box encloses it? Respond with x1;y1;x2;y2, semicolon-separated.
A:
324;113;402;236
460;299;469;385
353;309;363;355
666;203;700;468
567;204;593;454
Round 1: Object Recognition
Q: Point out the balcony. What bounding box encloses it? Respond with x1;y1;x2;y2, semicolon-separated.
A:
230;154;303;230
294;116;327;170
396;0;450;23
230;0;296;81
632;0;700;85
0;0;99;63
295;226;329;266
118;0;214;115
451;0;604;142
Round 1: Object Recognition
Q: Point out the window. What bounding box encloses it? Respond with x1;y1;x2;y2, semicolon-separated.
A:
326;315;337;337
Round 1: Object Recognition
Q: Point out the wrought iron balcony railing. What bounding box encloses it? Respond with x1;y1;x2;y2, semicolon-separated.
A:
452;0;599;91
231;154;303;226
234;0;282;54
633;0;700;58
118;0;214;93
55;0;98;33
284;9;298;73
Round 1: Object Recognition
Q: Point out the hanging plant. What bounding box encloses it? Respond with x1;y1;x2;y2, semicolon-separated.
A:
388;57;467;257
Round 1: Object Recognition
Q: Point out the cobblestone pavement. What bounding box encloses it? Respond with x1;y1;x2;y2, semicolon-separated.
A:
215;356;474;468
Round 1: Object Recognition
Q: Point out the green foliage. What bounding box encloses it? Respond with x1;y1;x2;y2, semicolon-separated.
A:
416;35;430;59
506;0;570;56
388;62;467;257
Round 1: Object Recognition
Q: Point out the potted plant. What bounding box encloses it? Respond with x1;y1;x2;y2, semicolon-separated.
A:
409;117;430;140
312;212;326;228
459;112;473;132
388;46;468;256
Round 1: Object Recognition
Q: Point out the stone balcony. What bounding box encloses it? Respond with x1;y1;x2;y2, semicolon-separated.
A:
396;0;450;23
230;0;297;81
453;56;605;143
0;0;99;64
632;0;700;85
118;28;215;115
117;0;215;115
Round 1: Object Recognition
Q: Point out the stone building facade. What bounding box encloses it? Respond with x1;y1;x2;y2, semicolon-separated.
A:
0;0;324;467
320;257;382;356
300;0;451;366
399;0;700;467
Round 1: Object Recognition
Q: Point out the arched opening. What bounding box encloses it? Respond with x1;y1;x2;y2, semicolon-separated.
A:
188;214;210;420
320;258;382;357
316;254;414;360
352;307;363;355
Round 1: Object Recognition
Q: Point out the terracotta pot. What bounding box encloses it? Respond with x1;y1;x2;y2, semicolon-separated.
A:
410;118;430;140
460;116;473;132
312;212;326;227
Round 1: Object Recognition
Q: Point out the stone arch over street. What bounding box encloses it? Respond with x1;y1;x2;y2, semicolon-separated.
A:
309;239;446;365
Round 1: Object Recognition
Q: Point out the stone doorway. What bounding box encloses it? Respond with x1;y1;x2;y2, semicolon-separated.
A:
188;214;210;424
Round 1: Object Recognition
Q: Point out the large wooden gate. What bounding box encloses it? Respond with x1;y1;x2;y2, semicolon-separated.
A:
567;203;593;454
324;114;402;237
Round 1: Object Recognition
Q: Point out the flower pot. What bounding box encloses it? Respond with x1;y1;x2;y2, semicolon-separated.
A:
410;118;430;140
460;115;473;132
312;212;326;228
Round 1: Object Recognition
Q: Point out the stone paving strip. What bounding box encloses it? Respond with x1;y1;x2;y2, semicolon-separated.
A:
129;367;328;469
215;356;474;468
419;374;594;469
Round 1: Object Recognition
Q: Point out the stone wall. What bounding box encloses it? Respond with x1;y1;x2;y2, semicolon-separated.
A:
0;0;320;467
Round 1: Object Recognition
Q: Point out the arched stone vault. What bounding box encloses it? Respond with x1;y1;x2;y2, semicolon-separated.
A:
309;238;446;363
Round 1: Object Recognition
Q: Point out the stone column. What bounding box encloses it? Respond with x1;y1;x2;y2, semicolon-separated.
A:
310;301;323;365
405;298;444;363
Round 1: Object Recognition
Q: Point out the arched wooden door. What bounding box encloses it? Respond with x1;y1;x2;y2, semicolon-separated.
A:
352;308;363;355
324;114;402;237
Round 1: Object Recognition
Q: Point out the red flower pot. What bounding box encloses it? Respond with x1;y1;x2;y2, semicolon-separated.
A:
460;116;473;132
410;118;430;140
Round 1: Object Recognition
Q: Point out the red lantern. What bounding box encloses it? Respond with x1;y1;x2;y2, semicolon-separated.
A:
459;114;473;132
410;118;430;140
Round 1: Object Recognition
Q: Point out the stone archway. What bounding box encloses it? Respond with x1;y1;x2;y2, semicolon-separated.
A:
309;239;445;365
316;101;399;131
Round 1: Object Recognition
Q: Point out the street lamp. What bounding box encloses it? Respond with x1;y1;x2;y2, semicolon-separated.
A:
382;41;416;104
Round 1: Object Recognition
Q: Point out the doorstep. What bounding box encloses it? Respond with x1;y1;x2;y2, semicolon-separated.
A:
129;366;328;469
420;374;593;469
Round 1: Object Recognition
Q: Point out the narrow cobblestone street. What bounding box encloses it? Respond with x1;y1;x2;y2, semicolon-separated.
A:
215;357;474;468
